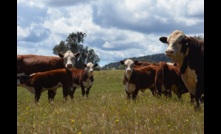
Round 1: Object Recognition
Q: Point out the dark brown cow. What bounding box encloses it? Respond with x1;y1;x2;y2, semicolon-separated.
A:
120;59;158;100
155;62;190;100
159;30;204;110
68;62;98;99
17;68;73;103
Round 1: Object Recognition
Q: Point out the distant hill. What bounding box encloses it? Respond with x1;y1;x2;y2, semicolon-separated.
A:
101;53;171;70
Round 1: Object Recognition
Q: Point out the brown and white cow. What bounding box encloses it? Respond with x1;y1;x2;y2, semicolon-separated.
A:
155;61;190;100
17;50;80;77
120;59;158;100
17;68;73;103
159;30;204;110
17;50;80;99
68;62;98;99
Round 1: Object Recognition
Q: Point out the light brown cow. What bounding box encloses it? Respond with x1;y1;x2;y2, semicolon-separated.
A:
159;30;204;110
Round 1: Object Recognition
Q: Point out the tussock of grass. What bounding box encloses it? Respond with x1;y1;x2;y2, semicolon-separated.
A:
17;70;204;134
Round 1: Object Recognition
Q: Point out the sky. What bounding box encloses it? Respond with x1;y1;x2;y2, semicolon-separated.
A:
17;0;204;67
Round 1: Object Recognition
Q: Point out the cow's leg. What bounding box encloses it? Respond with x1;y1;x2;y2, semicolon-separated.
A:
81;86;86;97
48;90;56;104
86;86;92;98
166;89;172;98
194;76;204;110
190;93;194;103
125;90;131;99
177;92;182;101
34;87;42;104
69;86;77;100
132;89;139;100
62;86;69;102
150;87;157;97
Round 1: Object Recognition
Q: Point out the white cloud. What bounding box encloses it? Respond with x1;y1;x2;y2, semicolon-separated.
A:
17;0;204;66
17;26;30;40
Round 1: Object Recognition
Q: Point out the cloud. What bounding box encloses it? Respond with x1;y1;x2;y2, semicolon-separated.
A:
17;0;204;67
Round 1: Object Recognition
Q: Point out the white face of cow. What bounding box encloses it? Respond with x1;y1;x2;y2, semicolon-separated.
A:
163;30;187;62
121;59;134;79
59;50;80;69
84;62;98;77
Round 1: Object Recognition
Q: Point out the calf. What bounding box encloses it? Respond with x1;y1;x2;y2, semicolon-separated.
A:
68;62;98;99
155;62;189;100
120;59;158;100
159;30;204;110
17;68;73;103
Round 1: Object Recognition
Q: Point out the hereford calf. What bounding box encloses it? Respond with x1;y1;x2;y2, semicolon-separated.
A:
17;68;73;103
68;62;98;99
155;62;189;100
120;59;158;100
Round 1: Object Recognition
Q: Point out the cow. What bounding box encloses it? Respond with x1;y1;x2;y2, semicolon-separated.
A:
155;61;190;100
159;30;204;110
17;50;80;77
17;50;80;100
68;62;98;99
17;68;73;103
120;59;158;100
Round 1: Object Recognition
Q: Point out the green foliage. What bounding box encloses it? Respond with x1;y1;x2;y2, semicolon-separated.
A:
17;70;204;134
52;32;100;68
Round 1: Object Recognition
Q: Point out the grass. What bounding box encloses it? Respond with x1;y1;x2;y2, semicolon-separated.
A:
17;70;204;134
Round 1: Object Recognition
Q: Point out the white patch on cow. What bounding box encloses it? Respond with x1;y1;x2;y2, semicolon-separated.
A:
30;73;36;77
124;59;134;80
83;78;93;88
166;30;185;58
181;66;197;96
125;82;136;93
63;50;75;68
85;62;95;77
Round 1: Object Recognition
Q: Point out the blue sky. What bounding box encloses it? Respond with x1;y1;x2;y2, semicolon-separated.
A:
17;0;204;67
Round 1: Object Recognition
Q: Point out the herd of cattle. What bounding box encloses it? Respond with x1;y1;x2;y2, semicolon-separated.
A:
17;30;204;110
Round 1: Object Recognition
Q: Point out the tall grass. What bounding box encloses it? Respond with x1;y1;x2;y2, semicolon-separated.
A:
17;70;204;134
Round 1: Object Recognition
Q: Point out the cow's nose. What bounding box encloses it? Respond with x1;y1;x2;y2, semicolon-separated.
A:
165;49;174;55
67;64;73;68
126;70;132;73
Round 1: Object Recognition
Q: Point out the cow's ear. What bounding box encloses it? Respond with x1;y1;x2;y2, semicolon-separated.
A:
94;63;98;67
159;37;168;43
120;60;124;65
74;52;80;57
83;63;87;68
134;60;138;65
58;53;64;58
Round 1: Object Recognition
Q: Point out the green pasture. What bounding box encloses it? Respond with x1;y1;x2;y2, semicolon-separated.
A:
17;70;204;134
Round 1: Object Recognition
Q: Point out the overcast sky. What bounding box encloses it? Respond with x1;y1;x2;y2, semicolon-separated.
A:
17;0;204;67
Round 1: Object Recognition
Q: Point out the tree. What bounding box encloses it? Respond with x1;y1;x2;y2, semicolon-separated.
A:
52;32;100;68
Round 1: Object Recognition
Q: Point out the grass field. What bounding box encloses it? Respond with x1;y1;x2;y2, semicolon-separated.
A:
17;70;204;134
